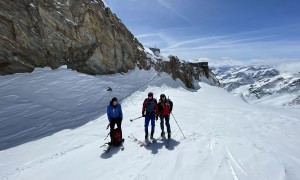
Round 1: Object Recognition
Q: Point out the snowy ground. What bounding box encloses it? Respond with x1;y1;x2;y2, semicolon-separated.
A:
1;68;300;180
0;66;184;150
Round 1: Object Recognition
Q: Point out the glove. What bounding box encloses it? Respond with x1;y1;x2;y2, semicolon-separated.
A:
156;115;158;121
142;112;145;117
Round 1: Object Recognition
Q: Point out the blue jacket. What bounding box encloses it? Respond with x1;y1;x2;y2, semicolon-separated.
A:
107;103;123;122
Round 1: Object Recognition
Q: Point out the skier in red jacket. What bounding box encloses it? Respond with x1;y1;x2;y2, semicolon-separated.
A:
157;94;173;139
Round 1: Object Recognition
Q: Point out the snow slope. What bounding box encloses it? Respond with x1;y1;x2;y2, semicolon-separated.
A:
1;72;300;180
0;66;185;150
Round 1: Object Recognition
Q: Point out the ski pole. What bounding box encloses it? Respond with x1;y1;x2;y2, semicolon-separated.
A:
104;132;110;140
104;123;110;140
130;116;143;122
171;112;186;139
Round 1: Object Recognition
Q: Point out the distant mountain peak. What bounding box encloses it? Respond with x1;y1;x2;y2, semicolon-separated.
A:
213;65;300;106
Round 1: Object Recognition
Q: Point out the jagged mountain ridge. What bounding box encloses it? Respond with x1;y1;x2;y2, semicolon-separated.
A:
0;0;218;89
140;48;220;89
213;66;300;106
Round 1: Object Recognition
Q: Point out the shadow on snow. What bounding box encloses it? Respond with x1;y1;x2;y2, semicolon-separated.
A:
143;138;180;154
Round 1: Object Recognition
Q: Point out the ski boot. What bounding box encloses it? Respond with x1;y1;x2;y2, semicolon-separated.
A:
168;133;171;139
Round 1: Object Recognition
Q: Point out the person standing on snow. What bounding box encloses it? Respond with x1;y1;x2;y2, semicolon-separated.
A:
107;97;123;144
157;94;173;139
142;92;158;140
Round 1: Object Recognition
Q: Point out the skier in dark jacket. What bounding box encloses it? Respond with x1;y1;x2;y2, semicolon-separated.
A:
142;92;158;139
157;94;173;139
107;97;123;143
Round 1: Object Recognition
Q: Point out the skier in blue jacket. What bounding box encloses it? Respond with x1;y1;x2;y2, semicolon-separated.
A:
107;97;123;142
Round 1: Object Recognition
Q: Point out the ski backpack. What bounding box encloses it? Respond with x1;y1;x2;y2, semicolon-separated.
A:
111;128;122;146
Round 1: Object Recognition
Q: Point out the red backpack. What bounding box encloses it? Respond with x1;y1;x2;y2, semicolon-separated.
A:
111;128;122;146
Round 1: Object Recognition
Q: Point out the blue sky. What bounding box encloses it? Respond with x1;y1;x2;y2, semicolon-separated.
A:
104;0;300;61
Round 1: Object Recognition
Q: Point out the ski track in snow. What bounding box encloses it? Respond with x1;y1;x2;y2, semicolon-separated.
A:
225;146;247;176
0;68;300;180
210;138;215;158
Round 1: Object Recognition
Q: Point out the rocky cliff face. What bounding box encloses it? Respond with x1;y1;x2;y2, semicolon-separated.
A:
138;49;220;89
0;0;218;89
0;0;144;75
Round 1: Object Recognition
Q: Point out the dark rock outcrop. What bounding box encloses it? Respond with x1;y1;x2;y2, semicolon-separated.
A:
0;0;144;75
138;53;220;88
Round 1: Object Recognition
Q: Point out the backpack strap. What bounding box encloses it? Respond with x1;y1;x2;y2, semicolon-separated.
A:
167;99;173;112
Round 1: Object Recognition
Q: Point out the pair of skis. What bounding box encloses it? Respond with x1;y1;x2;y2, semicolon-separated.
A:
128;134;157;147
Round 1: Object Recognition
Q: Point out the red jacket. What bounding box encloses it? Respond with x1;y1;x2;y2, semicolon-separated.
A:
158;99;173;116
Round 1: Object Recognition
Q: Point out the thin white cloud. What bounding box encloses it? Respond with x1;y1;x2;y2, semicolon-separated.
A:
135;26;300;61
164;35;229;50
136;33;163;39
135;32;177;48
160;39;300;62
164;34;277;51
157;0;192;23
162;35;299;54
